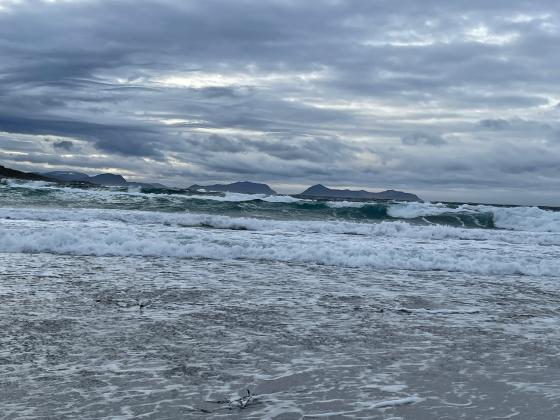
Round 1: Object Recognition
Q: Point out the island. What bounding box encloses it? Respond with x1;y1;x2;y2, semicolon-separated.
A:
188;181;277;195
42;171;164;188
0;165;52;181
297;184;420;201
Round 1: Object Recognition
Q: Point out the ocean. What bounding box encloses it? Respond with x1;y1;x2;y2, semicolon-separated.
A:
1;179;559;419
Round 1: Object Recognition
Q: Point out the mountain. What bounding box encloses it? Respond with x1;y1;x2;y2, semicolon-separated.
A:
90;173;127;186
43;171;90;182
43;171;162;188
189;181;277;195
1;165;52;181
373;189;421;201
42;171;128;186
299;184;420;201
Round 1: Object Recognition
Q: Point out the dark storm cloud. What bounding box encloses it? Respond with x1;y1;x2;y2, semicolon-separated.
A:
0;114;166;158
1;0;560;204
52;140;74;151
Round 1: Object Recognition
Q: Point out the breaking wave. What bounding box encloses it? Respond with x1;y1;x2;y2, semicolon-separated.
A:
1;207;559;245
0;219;558;276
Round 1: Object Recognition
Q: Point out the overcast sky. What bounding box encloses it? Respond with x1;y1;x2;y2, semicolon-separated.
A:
1;0;560;205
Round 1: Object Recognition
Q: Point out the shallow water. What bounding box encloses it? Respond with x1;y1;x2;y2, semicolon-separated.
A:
1;254;559;419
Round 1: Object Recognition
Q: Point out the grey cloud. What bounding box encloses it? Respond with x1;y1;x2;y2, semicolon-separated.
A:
479;119;511;130
185;135;247;154
478;118;553;133
52;140;74;151
182;134;359;165
249;137;359;162
401;132;447;146
1;0;560;203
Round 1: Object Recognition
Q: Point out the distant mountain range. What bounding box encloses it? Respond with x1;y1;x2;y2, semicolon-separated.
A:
0;165;51;181
41;171;165;188
298;184;420;201
189;181;277;195
41;171;129;186
1;164;420;200
0;166;162;188
41;171;91;182
190;182;420;200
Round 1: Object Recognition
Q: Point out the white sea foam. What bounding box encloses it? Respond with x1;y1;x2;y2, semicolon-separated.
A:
483;205;560;232
5;179;54;188
387;202;474;218
369;396;423;409
1;214;559;276
387;201;560;233
326;201;371;208
2;207;560;245
185;192;302;203
259;194;303;203
396;307;481;315
126;186;142;193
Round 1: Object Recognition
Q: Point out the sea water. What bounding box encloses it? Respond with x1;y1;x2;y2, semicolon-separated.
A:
1;180;559;418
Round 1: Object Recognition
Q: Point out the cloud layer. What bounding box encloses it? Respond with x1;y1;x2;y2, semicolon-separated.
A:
1;0;560;204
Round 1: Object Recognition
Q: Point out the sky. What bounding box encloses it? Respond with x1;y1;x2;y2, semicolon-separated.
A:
1;0;560;205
